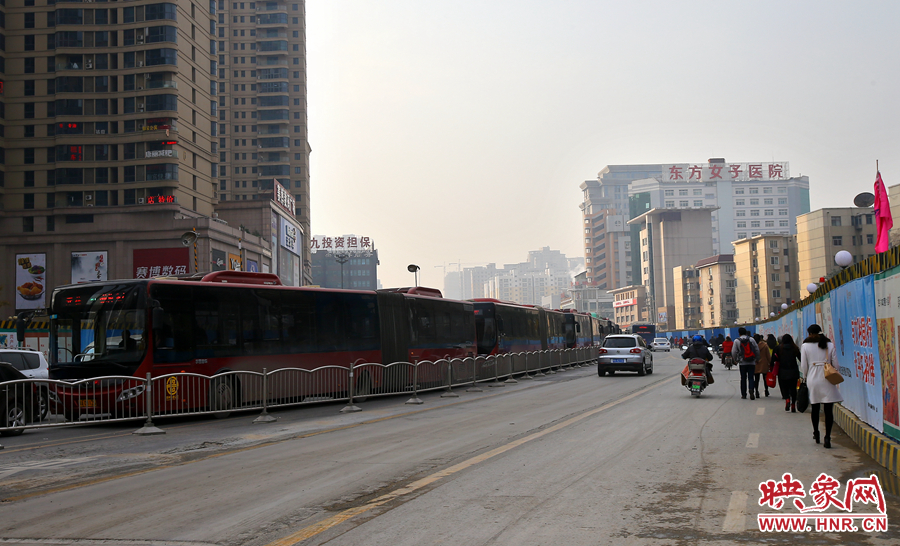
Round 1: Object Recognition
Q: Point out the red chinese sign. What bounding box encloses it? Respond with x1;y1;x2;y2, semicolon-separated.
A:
662;162;790;182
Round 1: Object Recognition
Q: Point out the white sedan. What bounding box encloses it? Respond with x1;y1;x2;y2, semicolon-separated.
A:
650;338;671;352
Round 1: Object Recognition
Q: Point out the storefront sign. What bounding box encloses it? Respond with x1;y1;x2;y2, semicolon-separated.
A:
133;248;189;278
280;216;300;256
273;179;295;216
613;298;637;308
145;149;174;158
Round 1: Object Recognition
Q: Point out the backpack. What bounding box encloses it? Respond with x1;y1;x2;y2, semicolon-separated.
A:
741;338;756;361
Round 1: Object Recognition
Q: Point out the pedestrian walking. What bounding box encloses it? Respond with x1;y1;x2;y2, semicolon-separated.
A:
800;324;843;448
732;327;760;399
772;334;801;412
754;334;771;397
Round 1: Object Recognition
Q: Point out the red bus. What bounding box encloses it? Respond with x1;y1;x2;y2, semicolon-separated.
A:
48;272;475;417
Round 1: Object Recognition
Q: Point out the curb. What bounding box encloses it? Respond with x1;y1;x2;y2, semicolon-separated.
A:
834;404;900;482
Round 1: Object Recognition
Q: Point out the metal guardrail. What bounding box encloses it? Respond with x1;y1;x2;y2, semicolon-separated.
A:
0;348;599;437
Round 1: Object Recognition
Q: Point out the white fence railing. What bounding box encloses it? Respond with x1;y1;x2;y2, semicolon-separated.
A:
0;347;598;436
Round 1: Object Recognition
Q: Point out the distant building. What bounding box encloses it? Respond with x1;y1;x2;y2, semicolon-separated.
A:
484;269;569;306
796;208;877;291
628;207;716;331
568;271;615;316
695;254;737;328
733;235;799;322
608;284;648;329
310;250;378;289
580;160;810;293
672;265;702;331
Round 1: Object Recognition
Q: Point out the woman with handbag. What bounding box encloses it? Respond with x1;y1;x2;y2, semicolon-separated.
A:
800;324;843;448
773;334;801;412
753;334;771;398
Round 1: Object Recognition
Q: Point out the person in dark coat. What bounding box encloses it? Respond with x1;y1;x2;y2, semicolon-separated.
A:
772;334;801;412
682;334;714;384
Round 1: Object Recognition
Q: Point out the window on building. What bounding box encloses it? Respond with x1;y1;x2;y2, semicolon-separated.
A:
831;216;842;226
833;235;842;246
867;234;875;244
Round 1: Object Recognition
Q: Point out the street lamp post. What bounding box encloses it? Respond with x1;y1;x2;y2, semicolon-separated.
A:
333;253;350;289
408;264;420;287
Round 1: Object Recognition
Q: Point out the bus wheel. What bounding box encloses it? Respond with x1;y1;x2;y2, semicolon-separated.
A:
209;376;235;418
355;373;372;403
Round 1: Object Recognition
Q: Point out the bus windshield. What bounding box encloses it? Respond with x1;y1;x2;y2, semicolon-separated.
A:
50;283;148;377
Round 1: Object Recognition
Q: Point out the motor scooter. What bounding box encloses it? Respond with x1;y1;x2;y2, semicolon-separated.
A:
685;358;709;397
719;350;733;370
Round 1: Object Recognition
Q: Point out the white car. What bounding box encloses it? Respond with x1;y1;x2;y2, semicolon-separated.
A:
0;348;50;419
650;338;671;352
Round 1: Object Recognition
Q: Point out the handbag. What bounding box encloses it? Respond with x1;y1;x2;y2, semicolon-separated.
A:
824;361;844;385
797;380;810;413
765;360;779;388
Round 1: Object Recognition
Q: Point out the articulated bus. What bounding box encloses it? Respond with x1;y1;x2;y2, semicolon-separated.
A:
562;310;594;349
472;300;613;355
48;272;475;417
627;323;657;345
471;299;567;355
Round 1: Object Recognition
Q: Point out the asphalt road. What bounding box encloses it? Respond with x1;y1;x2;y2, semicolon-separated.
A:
1;351;898;546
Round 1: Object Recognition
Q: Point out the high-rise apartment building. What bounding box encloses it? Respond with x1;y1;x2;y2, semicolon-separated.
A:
796;208;877;290
0;0;311;317
216;0;310;279
733;235;800;322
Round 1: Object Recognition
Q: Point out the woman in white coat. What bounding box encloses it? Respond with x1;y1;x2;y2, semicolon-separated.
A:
800;324;843;448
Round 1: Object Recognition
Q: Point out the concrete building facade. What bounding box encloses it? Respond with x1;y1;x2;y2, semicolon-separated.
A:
733;235;800;323
628;208;715;331
672;265;701;331
608;284;648;329
796;208;878;292
0;0;311;317
695;254;737;328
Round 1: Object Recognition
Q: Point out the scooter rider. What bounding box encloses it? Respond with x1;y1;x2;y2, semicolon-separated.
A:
721;336;734;366
682;334;714;384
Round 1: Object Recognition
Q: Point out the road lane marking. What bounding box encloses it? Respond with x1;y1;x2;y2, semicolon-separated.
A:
722;491;748;532
263;375;678;546
746;433;759;448
756;407;765;416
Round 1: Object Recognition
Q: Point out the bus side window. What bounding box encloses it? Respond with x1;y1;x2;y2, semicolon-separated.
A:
281;291;315;354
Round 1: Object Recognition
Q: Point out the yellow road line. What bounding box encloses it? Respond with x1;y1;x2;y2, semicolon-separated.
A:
264;375;676;546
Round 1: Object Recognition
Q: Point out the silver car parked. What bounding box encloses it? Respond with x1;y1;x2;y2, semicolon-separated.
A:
597;334;653;376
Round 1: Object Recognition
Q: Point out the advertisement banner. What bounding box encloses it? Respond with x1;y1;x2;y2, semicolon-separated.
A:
15;254;46;310
227;253;242;271
71;251;108;283
831;276;881;431
133;248;189;278
281;217;299;256
874;268;900;440
246;259;259;273
211;249;226;271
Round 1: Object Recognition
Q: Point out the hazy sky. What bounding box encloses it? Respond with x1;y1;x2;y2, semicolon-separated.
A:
306;1;900;291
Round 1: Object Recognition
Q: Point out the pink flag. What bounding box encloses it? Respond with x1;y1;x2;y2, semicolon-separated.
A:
874;171;893;253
